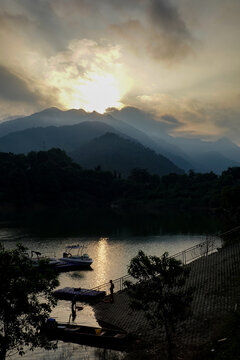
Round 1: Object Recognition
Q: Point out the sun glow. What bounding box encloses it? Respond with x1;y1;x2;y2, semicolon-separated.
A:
49;69;129;114
71;73;123;113
44;39;131;113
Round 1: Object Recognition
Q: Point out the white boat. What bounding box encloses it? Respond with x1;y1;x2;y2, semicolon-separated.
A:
59;245;93;267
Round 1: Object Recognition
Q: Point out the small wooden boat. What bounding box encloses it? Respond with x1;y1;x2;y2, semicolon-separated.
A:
44;320;130;350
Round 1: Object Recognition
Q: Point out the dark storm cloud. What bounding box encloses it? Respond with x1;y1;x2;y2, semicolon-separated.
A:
147;0;193;60
0;65;38;103
15;0;193;61
0;0;193;61
109;0;193;61
0;0;74;53
149;0;190;37
0;65;60;108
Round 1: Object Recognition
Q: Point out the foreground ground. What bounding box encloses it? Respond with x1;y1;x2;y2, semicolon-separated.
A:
93;241;240;359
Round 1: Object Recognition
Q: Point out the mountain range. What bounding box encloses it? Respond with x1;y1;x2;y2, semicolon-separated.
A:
71;132;183;176
0;106;239;175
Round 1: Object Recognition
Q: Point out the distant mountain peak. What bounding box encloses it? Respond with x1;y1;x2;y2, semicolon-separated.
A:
215;137;236;146
64;108;86;114
48;106;61;111
32;107;62;117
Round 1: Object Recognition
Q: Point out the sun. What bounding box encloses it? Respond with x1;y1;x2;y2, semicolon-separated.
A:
64;72;124;113
45;39;132;113
82;73;122;113
47;64;131;113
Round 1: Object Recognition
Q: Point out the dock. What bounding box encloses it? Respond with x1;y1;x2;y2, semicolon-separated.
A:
54;287;106;302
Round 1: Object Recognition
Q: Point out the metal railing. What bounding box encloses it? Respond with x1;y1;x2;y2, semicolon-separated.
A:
91;274;131;294
89;234;225;295
173;235;221;265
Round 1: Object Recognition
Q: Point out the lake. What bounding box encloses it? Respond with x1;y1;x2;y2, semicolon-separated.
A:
0;212;223;360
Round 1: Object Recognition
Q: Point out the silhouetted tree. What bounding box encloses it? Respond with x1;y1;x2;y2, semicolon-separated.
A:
0;243;59;360
125;251;193;360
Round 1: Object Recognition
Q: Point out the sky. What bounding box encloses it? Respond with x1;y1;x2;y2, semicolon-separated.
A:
0;0;240;142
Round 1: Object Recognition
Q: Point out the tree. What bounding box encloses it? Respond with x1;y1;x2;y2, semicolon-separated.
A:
125;251;193;360
128;168;152;183
0;243;59;360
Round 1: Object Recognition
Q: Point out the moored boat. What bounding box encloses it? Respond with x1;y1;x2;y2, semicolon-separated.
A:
54;287;106;301
30;250;61;267
44;319;130;350
59;245;93;267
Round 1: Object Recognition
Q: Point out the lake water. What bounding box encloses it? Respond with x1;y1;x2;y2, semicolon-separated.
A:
0;215;222;360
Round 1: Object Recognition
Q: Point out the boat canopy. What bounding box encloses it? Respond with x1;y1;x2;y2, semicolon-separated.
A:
31;250;42;257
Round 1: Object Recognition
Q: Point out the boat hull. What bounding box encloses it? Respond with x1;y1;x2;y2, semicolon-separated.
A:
59;257;93;266
44;322;130;350
31;258;61;267
54;287;106;301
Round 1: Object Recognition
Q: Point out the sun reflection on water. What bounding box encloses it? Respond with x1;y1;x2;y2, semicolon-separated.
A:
94;237;109;286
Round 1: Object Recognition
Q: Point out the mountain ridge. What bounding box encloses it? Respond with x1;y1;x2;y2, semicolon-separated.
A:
0;107;239;174
71;132;184;176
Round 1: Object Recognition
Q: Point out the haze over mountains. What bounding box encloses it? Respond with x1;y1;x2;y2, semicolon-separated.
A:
71;132;182;176
0;107;239;175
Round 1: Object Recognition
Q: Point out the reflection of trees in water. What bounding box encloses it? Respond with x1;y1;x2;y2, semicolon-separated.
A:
7;208;222;237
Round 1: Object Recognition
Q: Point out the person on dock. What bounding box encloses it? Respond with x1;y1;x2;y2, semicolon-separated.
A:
109;280;114;303
71;295;77;321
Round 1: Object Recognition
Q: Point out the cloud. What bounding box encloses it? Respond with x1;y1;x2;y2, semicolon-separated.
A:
0;10;32;29
0;2;74;55
0;0;194;65
43;39;129;112
107;105;184;138
0;63;61;121
147;0;193;60
109;0;194;62
0;0;239;143
165;100;240;141
206;106;240;144
134;93;236;139
149;0;190;36
161;114;182;127
0;65;38;103
109;20;145;56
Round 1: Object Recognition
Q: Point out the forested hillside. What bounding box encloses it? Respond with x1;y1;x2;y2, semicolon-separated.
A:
0;149;239;218
71;132;183;176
